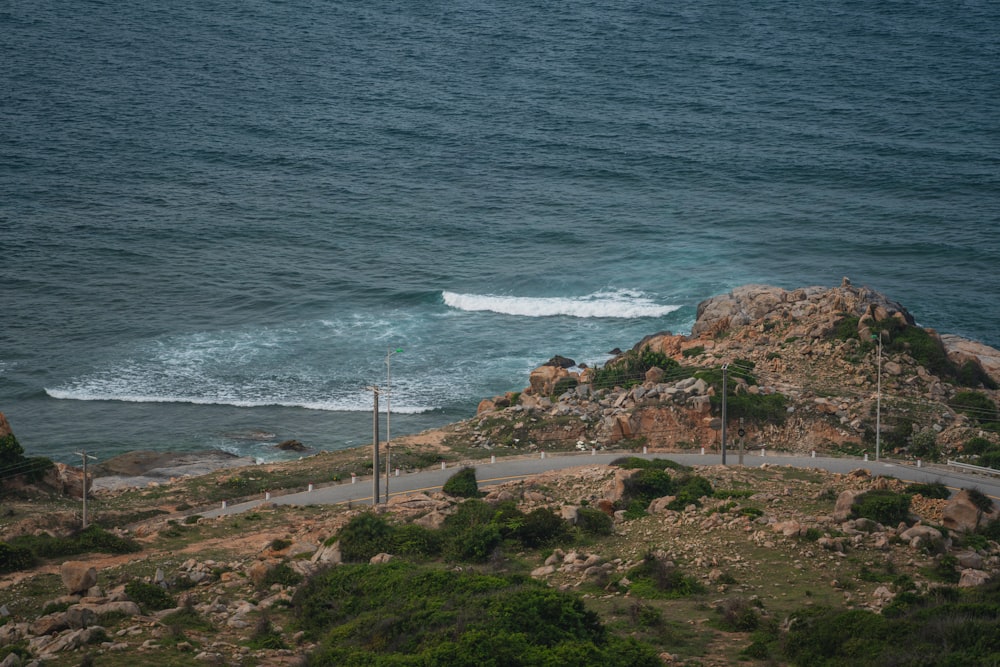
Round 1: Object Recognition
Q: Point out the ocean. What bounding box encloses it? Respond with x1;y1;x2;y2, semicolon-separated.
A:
2;0;999;465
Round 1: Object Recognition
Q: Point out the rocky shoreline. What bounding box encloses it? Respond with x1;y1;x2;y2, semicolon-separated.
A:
89;450;258;492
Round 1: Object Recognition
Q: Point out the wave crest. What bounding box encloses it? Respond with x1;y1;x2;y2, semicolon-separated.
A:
442;290;680;318
44;388;436;414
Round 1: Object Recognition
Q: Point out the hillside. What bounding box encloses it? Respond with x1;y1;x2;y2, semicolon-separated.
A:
2;280;1000;666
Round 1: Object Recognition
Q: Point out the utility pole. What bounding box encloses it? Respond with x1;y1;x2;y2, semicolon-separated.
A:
873;332;883;461
385;348;402;503
368;386;380;505
721;364;728;465
74;450;96;529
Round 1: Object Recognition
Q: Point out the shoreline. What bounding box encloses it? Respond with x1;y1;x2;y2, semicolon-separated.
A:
89;449;258;492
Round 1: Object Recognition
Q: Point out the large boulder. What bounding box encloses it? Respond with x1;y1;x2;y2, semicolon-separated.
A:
60;562;97;595
527;365;570;396
942;489;999;533
940;334;1000;386
832;489;863;522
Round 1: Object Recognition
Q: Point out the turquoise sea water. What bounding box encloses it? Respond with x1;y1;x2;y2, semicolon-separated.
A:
2;0;999;463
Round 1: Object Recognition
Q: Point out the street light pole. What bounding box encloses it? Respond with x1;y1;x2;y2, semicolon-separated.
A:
873;332;883;461
385;348;402;504
368;386;380;505
721;364;728;465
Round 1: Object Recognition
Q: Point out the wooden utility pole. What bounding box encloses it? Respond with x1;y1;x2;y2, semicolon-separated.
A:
369;386;380;505
74;450;96;528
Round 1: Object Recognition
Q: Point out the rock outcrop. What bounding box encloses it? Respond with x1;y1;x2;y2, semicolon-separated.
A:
471;280;1000;459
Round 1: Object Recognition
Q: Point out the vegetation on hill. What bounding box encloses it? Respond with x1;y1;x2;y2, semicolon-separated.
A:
294;562;662;667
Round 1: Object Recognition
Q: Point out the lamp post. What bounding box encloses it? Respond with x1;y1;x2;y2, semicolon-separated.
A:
385;347;402;503
872;332;883;461
368;386;380;505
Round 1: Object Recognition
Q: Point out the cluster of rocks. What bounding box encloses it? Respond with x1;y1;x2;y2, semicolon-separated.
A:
471;280;1000;457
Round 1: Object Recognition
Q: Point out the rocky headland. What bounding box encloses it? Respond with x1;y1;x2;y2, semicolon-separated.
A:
470;278;1000;461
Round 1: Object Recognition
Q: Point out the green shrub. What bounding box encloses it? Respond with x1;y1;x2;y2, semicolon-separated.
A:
852;490;911;525
611;456;686;471
682;346;705;358
956;360;999;389
718;392;788;425
7;525;140;562
667;475;713;510
389;523;442;558
625;553;706;599
125;580;175;612
513;508;571;549
782;607;889;665
293;562;662;666
575;507;613;536
909;428;941;461
963;437;993;455
830;315;862;341
441;499;504;563
591;346;683;390
0;542;37;574
905;481;950;499
952;391;999;427
336;512;394;563
248;614;288;650
442;467;481;498
965;487;996;513
620;468;676;511
261;562;303;588
715;597;761;632
161;605;214;632
552;376;579;397
0;431;55;488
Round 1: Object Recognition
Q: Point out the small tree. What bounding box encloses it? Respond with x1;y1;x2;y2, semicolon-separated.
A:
442;467;481;498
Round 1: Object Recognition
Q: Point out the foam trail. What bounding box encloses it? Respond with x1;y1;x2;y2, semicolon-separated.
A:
44;388;437;414
442;290;680;318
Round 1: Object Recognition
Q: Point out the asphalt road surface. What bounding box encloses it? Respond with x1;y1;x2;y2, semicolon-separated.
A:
199;450;1000;518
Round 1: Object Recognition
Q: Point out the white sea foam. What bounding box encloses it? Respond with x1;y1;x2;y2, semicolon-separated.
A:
441;289;681;318
44;388;437;414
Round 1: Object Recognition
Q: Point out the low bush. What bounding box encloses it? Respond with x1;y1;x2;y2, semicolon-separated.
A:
442;467;481;498
611;457;686;471
261;562;303;588
575;507;614;536
591;346;683;390
952;391;999;427
963;436;993;456
715;597;761;632
293;562;662;666
0;542;37;574
336;512;394;563
625;553;705;599
551;375;579;397
125;580;175;612
905;481;950;499
852;490;911;526
4;526;140;573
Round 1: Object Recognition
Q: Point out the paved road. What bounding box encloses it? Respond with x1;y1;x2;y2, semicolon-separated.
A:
199;450;1000;518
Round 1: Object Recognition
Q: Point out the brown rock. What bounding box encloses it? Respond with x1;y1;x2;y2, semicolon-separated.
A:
60;561;97;595
942;489;999;533
276;439;307;452
833;490;862;522
527;365;569;396
959;569;992;588
29;612;69;636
